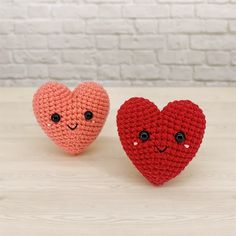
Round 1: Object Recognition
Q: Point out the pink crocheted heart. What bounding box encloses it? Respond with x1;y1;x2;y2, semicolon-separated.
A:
33;82;109;154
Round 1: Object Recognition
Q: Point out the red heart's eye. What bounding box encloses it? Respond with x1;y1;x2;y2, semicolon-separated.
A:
51;113;61;123
175;132;186;143
139;130;150;141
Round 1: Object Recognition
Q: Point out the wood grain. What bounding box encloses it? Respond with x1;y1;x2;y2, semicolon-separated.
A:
0;87;235;236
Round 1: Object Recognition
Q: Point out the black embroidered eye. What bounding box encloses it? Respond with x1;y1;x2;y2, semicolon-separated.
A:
84;111;93;120
139;130;150;141
175;132;186;143
51;113;61;123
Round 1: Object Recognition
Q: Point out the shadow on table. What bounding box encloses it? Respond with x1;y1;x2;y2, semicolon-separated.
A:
81;137;197;188
29;136;199;188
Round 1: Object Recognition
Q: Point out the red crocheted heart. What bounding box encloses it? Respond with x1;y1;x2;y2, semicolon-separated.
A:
117;98;206;185
33;82;109;155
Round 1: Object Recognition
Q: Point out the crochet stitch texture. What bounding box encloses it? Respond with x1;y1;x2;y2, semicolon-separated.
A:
33;82;109;154
117;97;206;185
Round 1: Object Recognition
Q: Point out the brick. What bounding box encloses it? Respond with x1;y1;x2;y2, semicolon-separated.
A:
120;35;165;49
13;51;60;64
123;5;169;18
63;20;85;33
15;0;57;2
204;20;227;33
159;19;227;33
62;50;96;64
135;20;157;34
159;65;170;80
197;4;236;18
96;36;118;49
0;5;27;19
0;35;25;49
49;65;97;79
207;52;230;65
98;5;122;18
0;21;14;34
86;0;128;2
159;0;203;2
169;66;192;80
121;65;159;79
131;51;157;64
231;52;236;65
48;35;95;49
15;21;62;34
52;5;98;18
28;65;48;78
98;65;120;80
191;35;236;50
208;0;228;2
134;0;156;3
168;35;189;49
195;66;236;81
62;0;84;2
97;50;132;65
229;21;236;32
28;5;51;18
0;50;11;64
0;65;26;79
25;35;47;49
171;5;195;18
87;19;133;34
159;50;204;65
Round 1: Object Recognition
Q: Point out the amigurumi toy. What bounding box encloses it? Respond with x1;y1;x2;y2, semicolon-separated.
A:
117;98;206;185
33;82;109;155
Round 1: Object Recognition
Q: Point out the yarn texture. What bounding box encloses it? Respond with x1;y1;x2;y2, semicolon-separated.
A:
117;98;206;185
33;82;109;155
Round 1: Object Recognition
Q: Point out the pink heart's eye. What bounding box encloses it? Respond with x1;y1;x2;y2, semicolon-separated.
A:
51;113;61;123
139;130;150;142
84;111;93;120
174;132;186;143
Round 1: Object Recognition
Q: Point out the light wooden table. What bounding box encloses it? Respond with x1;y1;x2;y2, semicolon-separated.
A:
0;87;235;236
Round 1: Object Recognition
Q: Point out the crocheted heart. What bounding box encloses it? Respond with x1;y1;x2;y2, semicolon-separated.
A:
117;98;206;185
33;82;109;154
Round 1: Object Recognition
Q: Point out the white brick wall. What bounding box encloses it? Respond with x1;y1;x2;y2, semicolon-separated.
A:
0;0;236;86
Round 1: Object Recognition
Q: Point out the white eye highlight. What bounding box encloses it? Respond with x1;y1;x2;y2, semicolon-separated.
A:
184;144;190;149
